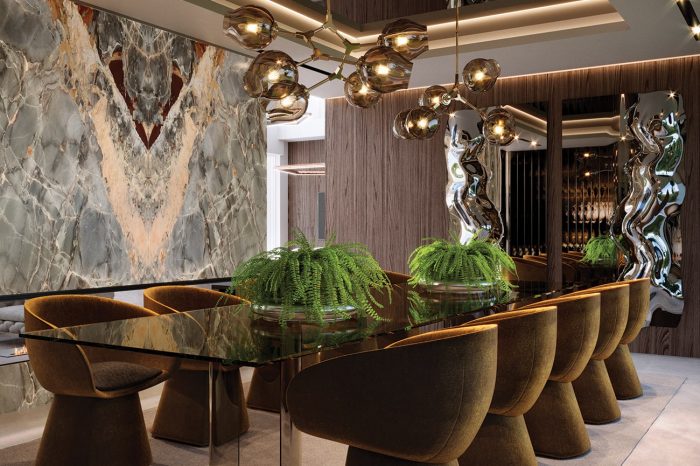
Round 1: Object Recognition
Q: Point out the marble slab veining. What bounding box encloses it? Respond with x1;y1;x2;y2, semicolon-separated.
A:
0;0;267;296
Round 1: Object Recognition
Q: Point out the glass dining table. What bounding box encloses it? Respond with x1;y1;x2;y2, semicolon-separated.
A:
20;280;573;466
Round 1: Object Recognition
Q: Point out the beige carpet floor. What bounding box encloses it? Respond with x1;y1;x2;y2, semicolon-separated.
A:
0;372;685;466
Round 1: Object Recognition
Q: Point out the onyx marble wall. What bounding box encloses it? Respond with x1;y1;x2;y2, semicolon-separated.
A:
0;0;266;296
0;362;51;415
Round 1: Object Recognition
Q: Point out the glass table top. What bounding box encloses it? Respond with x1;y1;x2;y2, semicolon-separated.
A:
21;281;572;366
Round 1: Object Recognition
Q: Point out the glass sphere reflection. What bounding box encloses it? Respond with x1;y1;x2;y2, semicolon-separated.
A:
463;58;501;93
266;84;309;122
392;110;413;140
344;72;382;108
357;46;413;93
243;50;298;99
378;19;428;60
483;107;516;145
223;6;277;50
419;85;450;113
405;106;440;139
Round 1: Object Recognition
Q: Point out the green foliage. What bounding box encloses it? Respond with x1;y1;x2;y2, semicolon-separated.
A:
408;236;516;292
582;235;619;267
229;230;391;323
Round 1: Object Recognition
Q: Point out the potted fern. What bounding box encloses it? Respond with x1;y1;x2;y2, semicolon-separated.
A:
581;234;620;268
408;236;516;294
229;231;391;323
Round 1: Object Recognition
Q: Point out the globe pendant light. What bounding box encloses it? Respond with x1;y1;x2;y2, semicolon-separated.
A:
223;6;277;50
266;84;310;122
344;72;382;109
243;50;298;99
392;1;515;144
357;46;413;93
378;19;429;61
224;0;428;123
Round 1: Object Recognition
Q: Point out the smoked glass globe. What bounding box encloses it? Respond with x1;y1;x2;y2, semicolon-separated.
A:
344;72;382;108
419;85;450;113
266;84;309;122
243;50;298;99
405;106;440;139
463;58;501;93
483;107;516;145
357;46;413;93
223;6;277;50
378;19;428;60
393;110;414;140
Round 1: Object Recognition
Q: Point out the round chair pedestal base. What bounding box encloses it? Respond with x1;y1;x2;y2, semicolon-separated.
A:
36;393;151;466
152;367;249;446
572;359;621;424
524;380;591;459
347;446;458;466
605;344;643;400
458;413;536;466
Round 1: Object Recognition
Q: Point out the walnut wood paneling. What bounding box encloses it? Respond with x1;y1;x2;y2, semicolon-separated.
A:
546;92;563;289
288;140;326;240
322;55;700;356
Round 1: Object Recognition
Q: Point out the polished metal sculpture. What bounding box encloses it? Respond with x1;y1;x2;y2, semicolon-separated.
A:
617;91;685;324
445;111;504;244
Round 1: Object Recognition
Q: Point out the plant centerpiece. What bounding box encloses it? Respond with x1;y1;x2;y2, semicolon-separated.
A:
229;230;391;323
408;236;516;295
581;234;620;268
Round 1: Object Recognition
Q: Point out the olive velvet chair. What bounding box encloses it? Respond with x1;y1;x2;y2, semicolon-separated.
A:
565;283;630;424
287;325;499;466
143;285;250;446
519;293;600;458
457;306;557;466
604;278;651;399
509;257;547;282
24;295;176;466
246;270;409;413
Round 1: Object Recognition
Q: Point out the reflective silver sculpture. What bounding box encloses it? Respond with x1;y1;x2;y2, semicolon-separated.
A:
445;111;504;244
617;91;685;325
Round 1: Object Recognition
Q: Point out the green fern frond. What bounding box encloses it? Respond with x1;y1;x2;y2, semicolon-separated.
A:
582;235;619;267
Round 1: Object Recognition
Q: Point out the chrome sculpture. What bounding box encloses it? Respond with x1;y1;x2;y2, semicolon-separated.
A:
445;111;504;244
618;91;685;324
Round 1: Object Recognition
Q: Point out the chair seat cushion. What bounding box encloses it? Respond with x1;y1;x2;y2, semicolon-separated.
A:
92;361;162;391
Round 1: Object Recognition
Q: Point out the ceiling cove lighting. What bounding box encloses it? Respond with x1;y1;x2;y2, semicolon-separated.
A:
223;0;428;122
676;0;700;41
392;0;515;144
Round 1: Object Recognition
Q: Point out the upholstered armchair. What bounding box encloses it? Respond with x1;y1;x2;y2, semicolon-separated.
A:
24;295;176;466
508;257;547;282
287;325;498;466
458;306;557;466
519;293;600;458
605;278;651;399
143;285;249;446
566;283;630;424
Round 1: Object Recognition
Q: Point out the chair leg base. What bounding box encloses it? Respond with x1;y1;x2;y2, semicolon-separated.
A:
36;394;151;466
458;413;536;466
605;344;643;400
152;368;249;447
346;446;457;466
524;380;591;459
573;359;621;424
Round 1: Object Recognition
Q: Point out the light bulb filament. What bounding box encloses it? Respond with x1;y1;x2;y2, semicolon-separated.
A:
267;69;281;82
375;64;390;76
417;118;428;129
245;23;260;33
394;35;409;47
474;70;486;81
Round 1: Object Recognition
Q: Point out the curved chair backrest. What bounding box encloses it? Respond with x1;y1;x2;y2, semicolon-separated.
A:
521;294;600;383
287;325;498;464
373;270;411;322
510;257;547;282
566;283;629;359
143;286;246;315
524;255;577;283
24;295;158;397
464;307;557;416
618;278;650;344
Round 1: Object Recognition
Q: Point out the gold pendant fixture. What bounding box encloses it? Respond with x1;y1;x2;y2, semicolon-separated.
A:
223;0;429;122
393;0;515;143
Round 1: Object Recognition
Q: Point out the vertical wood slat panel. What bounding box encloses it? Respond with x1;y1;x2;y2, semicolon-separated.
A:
287;140;326;240
546;85;563;289
320;55;700;357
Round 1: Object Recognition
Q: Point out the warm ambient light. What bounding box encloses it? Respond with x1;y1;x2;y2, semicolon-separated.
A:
417;118;429;129
693;25;700;35
493;124;505;136
359;85;369;95
583;152;591;158
375;64;390;76
584;171;592;177
267;69;281;82
473;70;486;82
530;140;538;147
280;95;296;108
245;22;260;33
394;35;409;47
